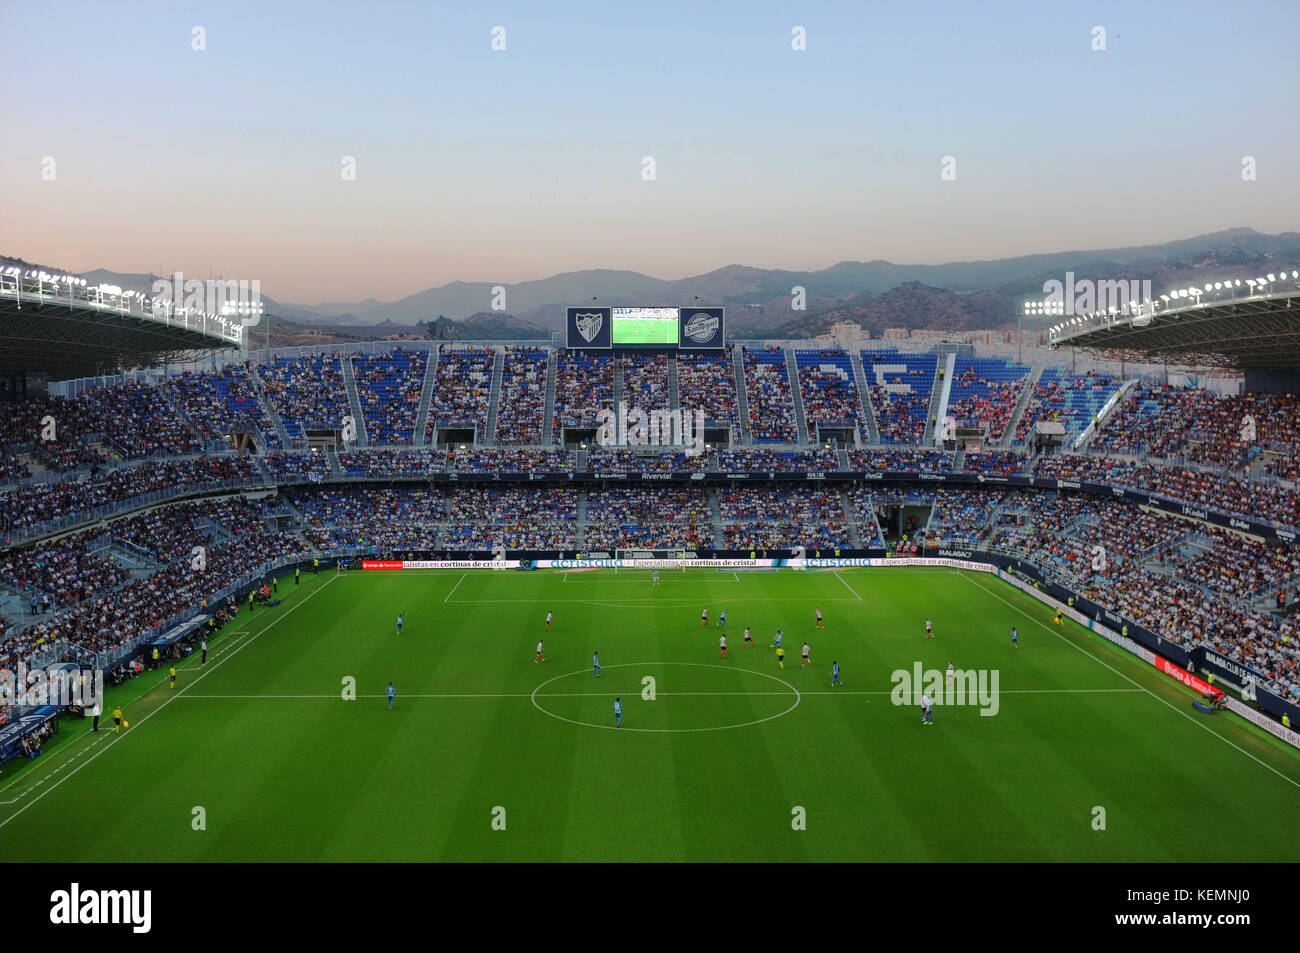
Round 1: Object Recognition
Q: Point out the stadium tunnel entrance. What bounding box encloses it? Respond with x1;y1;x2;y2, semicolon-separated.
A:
876;502;931;542
433;426;475;448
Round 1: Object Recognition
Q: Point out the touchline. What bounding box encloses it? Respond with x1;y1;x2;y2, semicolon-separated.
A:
49;883;151;934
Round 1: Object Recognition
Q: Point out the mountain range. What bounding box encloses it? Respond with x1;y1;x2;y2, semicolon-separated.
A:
22;227;1300;344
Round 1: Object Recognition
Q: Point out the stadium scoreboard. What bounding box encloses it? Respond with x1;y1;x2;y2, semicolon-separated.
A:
567;306;725;349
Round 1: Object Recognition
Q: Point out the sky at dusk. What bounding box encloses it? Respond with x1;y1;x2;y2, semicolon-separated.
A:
2;0;1297;304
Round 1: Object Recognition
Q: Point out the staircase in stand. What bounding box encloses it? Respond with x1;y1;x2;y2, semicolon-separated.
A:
413;346;440;445
484;348;506;447
339;354;368;447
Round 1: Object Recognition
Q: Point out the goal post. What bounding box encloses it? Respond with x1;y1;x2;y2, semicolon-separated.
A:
615;549;691;570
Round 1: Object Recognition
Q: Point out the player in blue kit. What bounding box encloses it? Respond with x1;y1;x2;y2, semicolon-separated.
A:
771;629;784;649
614;697;622;727
387;682;395;710
831;661;841;686
593;652;601;678
396;613;403;635
1011;626;1019;648
717;609;727;630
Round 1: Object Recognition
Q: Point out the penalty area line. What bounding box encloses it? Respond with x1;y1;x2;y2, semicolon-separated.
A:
834;572;863;601
443;573;466;602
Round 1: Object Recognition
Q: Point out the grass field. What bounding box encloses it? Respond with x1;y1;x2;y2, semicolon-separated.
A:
2;565;1298;862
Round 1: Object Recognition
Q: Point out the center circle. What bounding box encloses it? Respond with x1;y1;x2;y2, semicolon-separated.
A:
531;662;801;732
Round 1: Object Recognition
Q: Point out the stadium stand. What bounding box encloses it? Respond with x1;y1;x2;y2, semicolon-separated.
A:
677;351;738;427
495;346;548;445
4;339;1300;711
946;356;1029;443
259;353;349;438
432;346;495;442
795;348;862;435
351;347;427;445
742;346;798;442
552;349;614;442
862;350;937;444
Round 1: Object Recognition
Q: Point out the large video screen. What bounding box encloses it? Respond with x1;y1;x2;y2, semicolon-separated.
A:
611;307;679;345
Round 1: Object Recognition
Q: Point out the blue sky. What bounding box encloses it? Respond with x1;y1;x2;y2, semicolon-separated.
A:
1;0;1296;302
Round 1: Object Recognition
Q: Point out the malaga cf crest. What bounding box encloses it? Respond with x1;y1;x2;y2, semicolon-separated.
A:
575;311;604;343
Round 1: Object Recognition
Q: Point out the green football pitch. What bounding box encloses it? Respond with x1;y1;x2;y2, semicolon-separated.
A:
2;566;1298;862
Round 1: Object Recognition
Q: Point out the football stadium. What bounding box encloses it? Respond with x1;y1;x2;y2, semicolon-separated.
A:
2;266;1299;868
3;0;1298;931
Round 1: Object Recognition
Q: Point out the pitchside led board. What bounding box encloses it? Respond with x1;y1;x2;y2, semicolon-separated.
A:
566;307;725;350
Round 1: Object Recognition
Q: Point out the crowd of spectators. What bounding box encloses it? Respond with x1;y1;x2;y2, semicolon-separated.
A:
352;348;428;445
552;349;614;440
432;346;495;440
452;448;575;472
2;528;308;670
796;350;862;429
1013;370;1121;445
961;450;1026;475
620;353;671;412
1089;386;1300;472
588;448;708;473
925;488;1010;547
0;383;204;474
849;449;952;473
945;364;1025;444
337;449;442;478
677;351;737;426
0;537;130;612
717;448;838;471
445;487;577;550
0;456;259;538
844;487;884;544
292;487;445;553
719;486;849;549
263;452;331;482
0;452;31;484
585;487;712;550
864;353;934;444
258;354;348;437
742;347;798;443
1035;454;1300;528
165;363;281;450
983;491;1300;700
1175;527;1300;604
495;347;548;444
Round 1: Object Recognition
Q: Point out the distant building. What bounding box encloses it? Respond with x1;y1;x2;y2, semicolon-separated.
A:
813;321;868;348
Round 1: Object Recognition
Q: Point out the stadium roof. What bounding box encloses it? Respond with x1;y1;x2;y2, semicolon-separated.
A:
0;270;245;378
1046;281;1300;371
